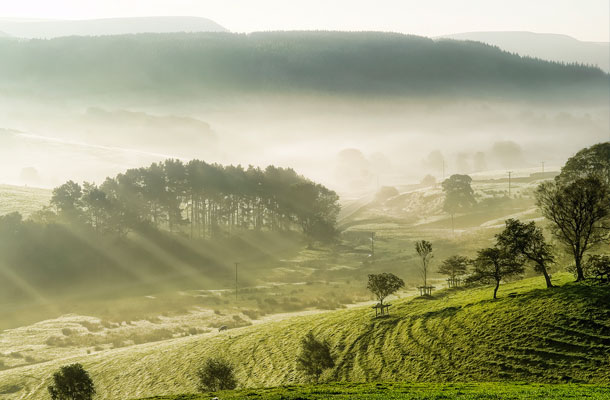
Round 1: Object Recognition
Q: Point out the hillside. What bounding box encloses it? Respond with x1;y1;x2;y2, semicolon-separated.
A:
0;17;227;38
0;32;607;102
439;31;610;72
0;184;51;217
1;274;609;399
140;382;610;400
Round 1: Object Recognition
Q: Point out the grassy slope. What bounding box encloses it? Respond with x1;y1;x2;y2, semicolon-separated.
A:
140;382;610;400
2;273;609;399
0;184;51;217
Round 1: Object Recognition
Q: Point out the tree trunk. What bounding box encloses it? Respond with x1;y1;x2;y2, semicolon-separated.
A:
493;279;500;299
574;251;585;282
540;263;554;288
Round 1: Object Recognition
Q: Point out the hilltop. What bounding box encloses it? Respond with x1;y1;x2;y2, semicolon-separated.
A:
0;32;606;102
1;273;609;399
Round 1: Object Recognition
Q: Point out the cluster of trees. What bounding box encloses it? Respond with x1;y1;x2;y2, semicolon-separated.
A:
46;160;340;245
437;142;610;297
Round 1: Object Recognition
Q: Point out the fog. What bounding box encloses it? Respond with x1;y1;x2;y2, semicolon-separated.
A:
1;94;607;194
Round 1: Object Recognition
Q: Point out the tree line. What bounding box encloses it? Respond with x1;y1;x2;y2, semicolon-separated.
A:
47;160;340;245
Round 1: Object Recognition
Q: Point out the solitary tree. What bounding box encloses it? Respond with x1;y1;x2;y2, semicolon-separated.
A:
536;176;609;281
48;363;95;400
196;358;238;392
442;174;476;233
496;219;555;288
438;255;470;287
415;240;433;288
296;332;335;382
470;247;524;299
367;273;405;306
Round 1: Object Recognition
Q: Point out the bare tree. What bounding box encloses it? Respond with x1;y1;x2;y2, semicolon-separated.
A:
415;240;433;287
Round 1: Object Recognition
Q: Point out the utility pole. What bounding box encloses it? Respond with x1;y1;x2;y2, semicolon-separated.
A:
370;232;375;260
507;171;513;197
235;262;238;300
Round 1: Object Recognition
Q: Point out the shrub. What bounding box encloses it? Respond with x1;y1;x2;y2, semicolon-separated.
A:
296;332;335;382
48;363;95;400
196;358;237;392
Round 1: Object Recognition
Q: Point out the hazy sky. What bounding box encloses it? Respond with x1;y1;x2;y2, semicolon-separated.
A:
1;0;608;41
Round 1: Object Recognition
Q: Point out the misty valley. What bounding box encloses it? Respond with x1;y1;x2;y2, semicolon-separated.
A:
0;14;609;400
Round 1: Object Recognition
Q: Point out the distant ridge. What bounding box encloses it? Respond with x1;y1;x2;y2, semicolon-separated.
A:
0;32;607;102
438;31;610;72
0;16;228;39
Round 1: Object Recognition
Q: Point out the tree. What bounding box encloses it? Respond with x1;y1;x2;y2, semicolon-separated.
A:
442;174;476;233
438;255;470;287
196;358;237;392
536;176;610;281
367;273;405;306
48;363;95;400
496;219;555;288
557;142;610;186
415;240;433;288
51;181;83;222
296;332;335;382
470;247;524;299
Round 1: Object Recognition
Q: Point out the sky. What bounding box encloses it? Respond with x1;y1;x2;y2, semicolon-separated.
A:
0;0;608;42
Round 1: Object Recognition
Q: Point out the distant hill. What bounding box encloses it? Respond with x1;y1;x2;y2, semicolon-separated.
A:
439;31;610;72
0;16;228;38
0;32;606;102
0;30;9;37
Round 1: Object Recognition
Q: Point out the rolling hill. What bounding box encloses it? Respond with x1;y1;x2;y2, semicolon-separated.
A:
0;17;227;39
439;31;610;72
1;273;609;399
0;32;606;102
0;184;51;217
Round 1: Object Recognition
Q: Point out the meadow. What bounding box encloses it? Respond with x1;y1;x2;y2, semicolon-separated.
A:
139;382;610;400
2;273;609;399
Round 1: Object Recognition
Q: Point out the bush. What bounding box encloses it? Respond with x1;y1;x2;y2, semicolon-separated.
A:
48;363;95;400
196;358;238;392
296;332;335;382
586;255;610;283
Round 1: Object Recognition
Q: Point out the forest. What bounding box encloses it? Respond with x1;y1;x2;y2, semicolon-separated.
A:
0;161;340;302
0;31;607;101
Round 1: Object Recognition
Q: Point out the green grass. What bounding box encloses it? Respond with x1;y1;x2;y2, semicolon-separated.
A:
0;184;51;217
140;382;610;400
2;273;609;399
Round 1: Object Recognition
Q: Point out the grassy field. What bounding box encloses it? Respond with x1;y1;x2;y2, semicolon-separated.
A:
139;382;610;400
2;273;609;399
0;183;51;217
